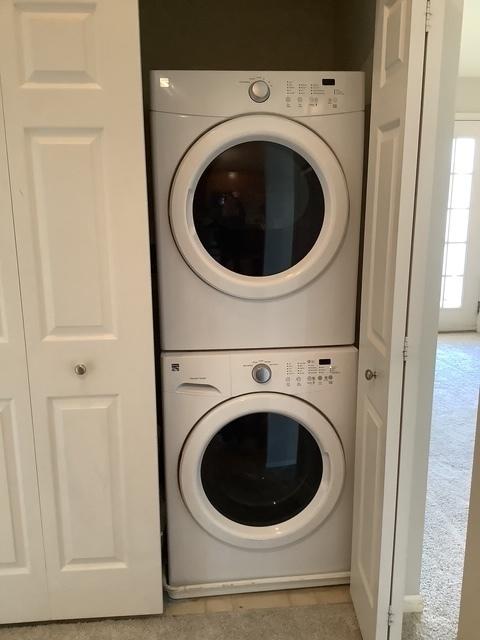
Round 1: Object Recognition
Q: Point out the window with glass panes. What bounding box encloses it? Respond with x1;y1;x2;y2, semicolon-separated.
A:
440;138;476;309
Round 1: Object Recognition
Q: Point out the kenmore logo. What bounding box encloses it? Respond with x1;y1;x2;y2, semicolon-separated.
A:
171;363;180;372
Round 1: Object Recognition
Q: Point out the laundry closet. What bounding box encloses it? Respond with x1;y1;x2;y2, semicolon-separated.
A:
0;1;436;639
141;0;374;602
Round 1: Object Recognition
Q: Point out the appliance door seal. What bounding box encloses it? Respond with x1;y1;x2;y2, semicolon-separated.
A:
179;392;345;549
169;114;349;300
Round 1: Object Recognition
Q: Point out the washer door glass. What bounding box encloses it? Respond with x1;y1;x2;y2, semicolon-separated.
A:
179;393;345;549
193;142;325;277
201;412;323;526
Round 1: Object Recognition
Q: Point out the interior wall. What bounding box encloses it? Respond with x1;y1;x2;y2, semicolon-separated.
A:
333;0;376;99
138;0;375;106
139;0;336;107
456;77;480;113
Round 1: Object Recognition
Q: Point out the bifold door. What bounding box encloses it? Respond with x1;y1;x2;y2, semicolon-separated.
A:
0;0;162;620
351;0;427;639
0;73;49;626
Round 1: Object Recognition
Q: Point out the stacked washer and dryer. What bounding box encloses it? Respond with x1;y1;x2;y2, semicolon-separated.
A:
150;70;364;598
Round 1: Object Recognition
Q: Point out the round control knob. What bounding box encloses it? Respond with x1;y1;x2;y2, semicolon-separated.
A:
252;363;272;384
74;363;87;376
248;80;270;103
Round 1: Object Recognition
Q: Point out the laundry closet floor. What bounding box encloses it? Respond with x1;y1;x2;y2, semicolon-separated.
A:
0;587;362;640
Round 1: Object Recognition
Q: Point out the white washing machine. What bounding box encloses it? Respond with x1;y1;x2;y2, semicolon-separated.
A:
150;71;364;350
161;346;357;598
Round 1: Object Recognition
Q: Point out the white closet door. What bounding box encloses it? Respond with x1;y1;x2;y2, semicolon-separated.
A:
0;77;50;625
350;0;426;639
0;0;163;619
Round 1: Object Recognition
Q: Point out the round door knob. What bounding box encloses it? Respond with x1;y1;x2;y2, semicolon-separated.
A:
74;363;87;376
248;80;270;103
365;369;377;381
252;363;272;384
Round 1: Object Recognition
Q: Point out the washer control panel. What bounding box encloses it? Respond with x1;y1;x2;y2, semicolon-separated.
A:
232;350;348;394
162;348;358;398
284;357;339;388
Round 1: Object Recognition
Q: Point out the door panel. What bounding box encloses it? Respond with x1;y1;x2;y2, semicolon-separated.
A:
351;0;426;638
0;84;49;624
26;128;114;338
48;395;124;569
0;0;162;619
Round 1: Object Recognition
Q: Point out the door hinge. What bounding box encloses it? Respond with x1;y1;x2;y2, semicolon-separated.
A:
425;0;432;32
403;336;409;363
388;606;395;627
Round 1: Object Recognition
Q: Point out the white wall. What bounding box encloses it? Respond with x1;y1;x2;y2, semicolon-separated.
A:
456;76;480;113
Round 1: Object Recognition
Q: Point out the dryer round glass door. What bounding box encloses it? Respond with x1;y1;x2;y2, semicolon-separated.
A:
193;141;325;278
179;393;345;549
170;114;349;300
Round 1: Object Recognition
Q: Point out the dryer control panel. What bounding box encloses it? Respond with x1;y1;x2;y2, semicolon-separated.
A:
150;70;365;117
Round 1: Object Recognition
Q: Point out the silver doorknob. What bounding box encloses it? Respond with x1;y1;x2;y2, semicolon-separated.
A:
74;363;87;376
365;369;377;381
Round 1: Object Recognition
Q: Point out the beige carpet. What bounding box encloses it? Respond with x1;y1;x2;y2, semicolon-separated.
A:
0;603;361;640
403;332;480;640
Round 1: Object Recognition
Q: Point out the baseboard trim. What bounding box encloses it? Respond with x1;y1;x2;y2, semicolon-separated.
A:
403;594;424;613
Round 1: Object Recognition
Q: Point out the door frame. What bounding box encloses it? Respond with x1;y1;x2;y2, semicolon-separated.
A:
438;119;480;331
390;0;465;630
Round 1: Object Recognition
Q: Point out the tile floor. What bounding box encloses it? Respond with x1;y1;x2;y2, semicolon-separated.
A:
165;584;352;616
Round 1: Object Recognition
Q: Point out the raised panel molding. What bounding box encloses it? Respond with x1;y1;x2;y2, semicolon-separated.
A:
15;2;99;88
367;122;401;355
26;128;115;340
381;0;406;87
48;395;126;569
0;400;27;572
357;400;384;609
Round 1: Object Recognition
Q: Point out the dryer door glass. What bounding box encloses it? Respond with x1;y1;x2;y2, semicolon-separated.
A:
193;142;325;277
200;412;323;526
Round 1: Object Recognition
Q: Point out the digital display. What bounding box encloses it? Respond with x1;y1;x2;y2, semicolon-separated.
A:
322;79;335;86
319;358;331;365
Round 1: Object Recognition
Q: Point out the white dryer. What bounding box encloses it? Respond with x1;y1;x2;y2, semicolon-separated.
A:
161;346;357;598
150;71;364;350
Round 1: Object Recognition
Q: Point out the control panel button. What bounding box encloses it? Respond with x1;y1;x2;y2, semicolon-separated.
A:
252;363;272;384
249;80;270;103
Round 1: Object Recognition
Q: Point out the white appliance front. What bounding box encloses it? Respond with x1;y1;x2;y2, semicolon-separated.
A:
161;347;358;598
151;70;364;350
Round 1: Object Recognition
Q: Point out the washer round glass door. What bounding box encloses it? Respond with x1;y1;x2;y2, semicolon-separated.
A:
179;393;345;549
170;114;349;300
